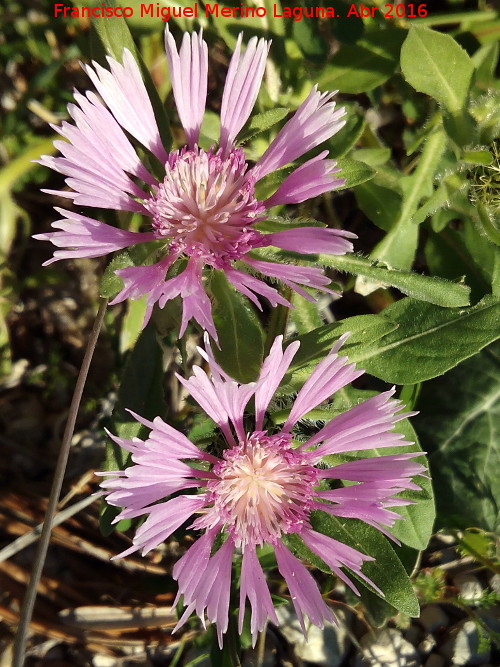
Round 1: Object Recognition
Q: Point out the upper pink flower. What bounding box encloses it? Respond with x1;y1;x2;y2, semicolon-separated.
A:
35;30;355;340
99;334;424;646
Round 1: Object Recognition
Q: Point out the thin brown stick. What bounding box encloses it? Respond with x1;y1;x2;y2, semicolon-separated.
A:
12;298;108;666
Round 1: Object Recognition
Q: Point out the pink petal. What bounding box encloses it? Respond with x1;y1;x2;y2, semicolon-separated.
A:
220;34;270;153
165;28;208;147
239;548;278;645
112;494;206;558
266;225;356;256
300;528;381;596
225;267;292;310
254;336;300;430
84;49;167;162
254;86;346;179
265;152;345;207
111;255;176;326
322;453;426;484
33;208;155;265
274;541;335;633
173;528;218;611
176;366;236;446
307;389;418;457
284;333;363;430
159;260;217;341
177;537;235;647
128;410;218;462
243;257;339;302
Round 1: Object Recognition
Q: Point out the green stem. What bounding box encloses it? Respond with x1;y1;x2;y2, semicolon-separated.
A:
13;298;108;666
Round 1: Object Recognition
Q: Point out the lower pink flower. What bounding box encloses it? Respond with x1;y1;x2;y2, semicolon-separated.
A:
99;334;424;646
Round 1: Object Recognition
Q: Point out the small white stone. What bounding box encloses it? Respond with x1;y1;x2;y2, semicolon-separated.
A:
419;605;450;632
92;657;117;667
418;634;437;656
276;605;351;666
356;628;420;666
453;573;483;605
439;620;490;666
490;574;500;594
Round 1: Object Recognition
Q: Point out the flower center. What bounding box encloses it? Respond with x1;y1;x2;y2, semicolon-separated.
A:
145;147;265;266
198;432;318;548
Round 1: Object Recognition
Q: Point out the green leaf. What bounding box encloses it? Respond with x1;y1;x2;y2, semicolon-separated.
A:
282;314;397;393
210;271;265;383
401;28;474;112
99;250;134;298
354;181;402;232
293;14;327;60
119;297;147;353
318;253;471;307
415;343;500;533
352;296;500;384
319;29;406;94
90;1;137;60
304;513;419;616
238;108;289;144
336;158;375;190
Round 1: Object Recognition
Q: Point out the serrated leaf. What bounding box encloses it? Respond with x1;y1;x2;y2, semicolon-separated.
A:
401;28;474;112
238;108;289;144
352;296;500;384
415;343;500;532
210;271;264;383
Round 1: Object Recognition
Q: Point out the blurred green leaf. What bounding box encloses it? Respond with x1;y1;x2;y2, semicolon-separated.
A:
326;105;366;159
211;271;265;383
292;14;327;60
319;29;406;94
119;297;147;353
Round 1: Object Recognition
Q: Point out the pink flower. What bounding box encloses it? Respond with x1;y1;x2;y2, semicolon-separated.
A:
35;30;355;340
99;334;424;645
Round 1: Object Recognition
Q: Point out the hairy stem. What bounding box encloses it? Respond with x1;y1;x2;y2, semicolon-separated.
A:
13;298;108;666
